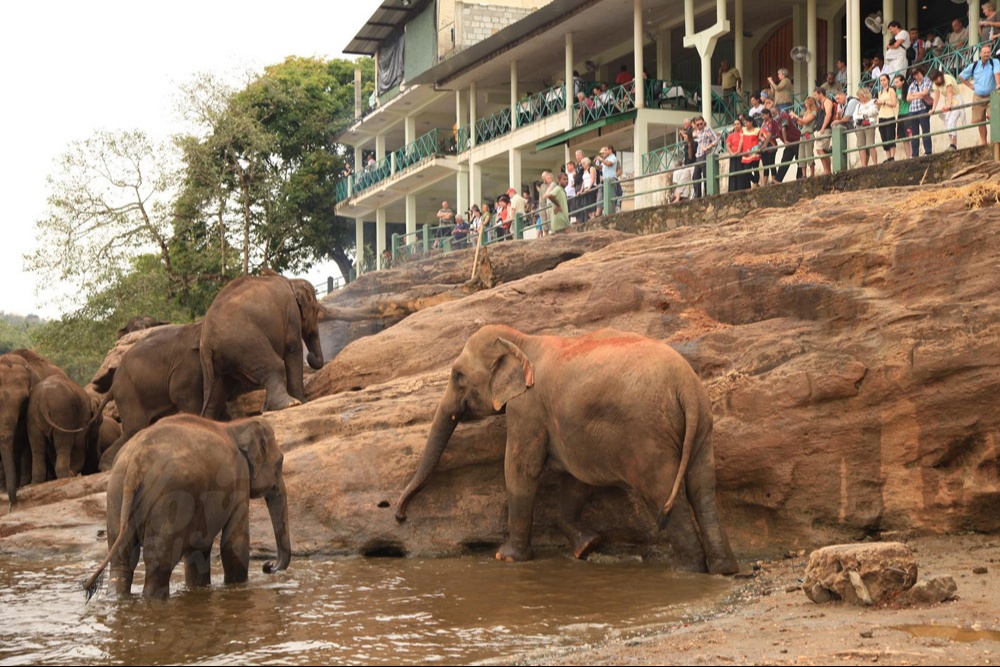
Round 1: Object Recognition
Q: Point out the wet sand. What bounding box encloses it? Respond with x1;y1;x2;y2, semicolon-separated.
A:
512;534;1000;666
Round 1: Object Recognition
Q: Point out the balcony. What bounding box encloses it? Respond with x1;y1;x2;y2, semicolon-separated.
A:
337;128;455;204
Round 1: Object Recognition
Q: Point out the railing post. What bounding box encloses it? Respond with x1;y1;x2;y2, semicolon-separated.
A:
706;153;719;196
423;225;431;253
327;276;334;293
603;178;613;216
391;233;400;259
347;174;354;195
514;213;523;240
831;125;847;174
391;152;397;174
991;91;1000;145
443;238;453;253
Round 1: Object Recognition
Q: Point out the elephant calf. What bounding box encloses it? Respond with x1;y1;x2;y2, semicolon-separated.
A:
84;415;291;600
26;375;102;483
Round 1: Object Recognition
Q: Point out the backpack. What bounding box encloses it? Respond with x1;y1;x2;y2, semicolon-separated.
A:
815;97;831;129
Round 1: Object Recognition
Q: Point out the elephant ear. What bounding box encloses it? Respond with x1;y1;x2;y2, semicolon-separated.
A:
290;280;319;321
228;418;269;481
490;338;535;411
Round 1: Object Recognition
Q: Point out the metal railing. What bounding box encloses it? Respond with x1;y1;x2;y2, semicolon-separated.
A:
313;275;347;296
516;83;567;128
456;125;471;153
352;154;393;195
392;128;449;174
574;81;636;126
475;107;514;144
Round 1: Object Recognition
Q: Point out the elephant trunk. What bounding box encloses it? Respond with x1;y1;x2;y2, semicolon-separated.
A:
263;478;291;574
305;333;324;371
394;403;459;522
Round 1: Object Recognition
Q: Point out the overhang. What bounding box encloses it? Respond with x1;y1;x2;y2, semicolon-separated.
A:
535;111;636;151
344;0;429;56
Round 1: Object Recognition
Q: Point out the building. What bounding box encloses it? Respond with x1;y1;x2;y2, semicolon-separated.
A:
337;0;983;274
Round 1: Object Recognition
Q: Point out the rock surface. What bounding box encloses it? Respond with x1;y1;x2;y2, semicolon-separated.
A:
3;169;1000;566
803;542;918;605
905;574;958;604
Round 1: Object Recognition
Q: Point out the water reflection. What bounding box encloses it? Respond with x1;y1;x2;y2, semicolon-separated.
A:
0;556;731;665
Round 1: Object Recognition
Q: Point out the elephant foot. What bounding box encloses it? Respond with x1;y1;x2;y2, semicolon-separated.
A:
265;396;302;412
496;541;533;563
708;553;740;576
570;530;601;560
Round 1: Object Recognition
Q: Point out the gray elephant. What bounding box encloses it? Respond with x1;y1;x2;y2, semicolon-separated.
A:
200;272;324;416
26;374;103;482
83;414;291;600
0;349;68;505
395;324;738;575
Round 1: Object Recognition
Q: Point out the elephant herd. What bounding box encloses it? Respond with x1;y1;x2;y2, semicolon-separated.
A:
4;271;741;600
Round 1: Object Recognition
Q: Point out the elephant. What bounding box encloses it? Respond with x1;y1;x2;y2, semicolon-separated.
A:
116;316;170;340
394;325;739;575
83;414;291;600
26;374;103;482
0;349;68;506
91;322;237;471
200;271;325;416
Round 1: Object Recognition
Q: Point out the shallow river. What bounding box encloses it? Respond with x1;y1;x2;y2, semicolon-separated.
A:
0;555;731;665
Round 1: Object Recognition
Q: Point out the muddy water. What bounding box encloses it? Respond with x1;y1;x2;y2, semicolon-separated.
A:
0;555;730;665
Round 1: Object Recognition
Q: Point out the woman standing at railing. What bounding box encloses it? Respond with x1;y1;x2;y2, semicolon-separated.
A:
735;114;762;191
579;157;597;220
725;120;742;193
875;74;899;162
893;74;912;159
853;88;880;167
790;97;818;178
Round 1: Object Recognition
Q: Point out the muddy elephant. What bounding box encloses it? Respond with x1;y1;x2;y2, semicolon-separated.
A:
92;322;237;471
116;316;170;340
395;325;739;575
200;272;323;416
83;414;291;600
0;349;68;506
26;374;103;482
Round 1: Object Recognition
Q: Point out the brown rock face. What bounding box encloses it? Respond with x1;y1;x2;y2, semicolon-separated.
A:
803;543;918;605
3;175;1000;565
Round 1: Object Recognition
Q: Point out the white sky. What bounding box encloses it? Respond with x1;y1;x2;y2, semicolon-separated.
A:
0;0;380;318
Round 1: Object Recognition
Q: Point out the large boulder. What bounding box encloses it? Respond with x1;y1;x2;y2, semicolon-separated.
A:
803;542;918;605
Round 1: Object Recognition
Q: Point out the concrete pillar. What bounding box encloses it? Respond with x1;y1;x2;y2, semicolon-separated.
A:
511;60;518;129
565;32;574;126
405;194;417;236
470;164;482;211
807;0;817;91
906;0;917;29
404;115;416;145
633;114;649;170
355;218;365;276
469;81;478;147
827;8;839;75
456;88;468;150
375;133;385;161
509;148;522;192
971;0;981;46
792;4;804;93
656;28;672;79
682;0;729;122
846;0;861;95
882;0;893;30
375;208;386;270
734;0;744;85
634;0;645;109
457;167;469;215
354;145;363;174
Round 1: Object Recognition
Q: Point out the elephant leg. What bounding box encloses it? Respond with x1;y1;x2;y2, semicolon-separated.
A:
637;457;707;573
249;352;299;412
284;340;306;403
184;548;212;588
685;439;739;575
555;474;601;559
142;563;174;601
108;532;140;599
496;423;548;563
53;432;76;479
28;424;48;485
220;508;250;584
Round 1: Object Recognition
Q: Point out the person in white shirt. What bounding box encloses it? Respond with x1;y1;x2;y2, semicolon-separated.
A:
884;21;910;77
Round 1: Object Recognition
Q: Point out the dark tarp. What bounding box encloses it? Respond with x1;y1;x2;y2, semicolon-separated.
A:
378;31;405;94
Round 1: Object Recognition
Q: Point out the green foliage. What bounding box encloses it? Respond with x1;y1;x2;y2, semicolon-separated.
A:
0;313;45;355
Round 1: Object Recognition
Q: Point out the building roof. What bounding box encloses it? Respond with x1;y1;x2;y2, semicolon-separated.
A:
344;0;429;56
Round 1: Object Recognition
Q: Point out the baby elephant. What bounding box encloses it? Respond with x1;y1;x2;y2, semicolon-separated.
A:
84;414;291;600
26;374;103;483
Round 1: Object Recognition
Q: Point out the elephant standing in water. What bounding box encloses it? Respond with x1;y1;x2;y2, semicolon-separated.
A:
395;325;738;575
200;272;325;417
84;415;291;600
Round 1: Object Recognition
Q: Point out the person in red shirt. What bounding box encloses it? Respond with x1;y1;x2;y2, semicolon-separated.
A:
725;119;743;193
757;107;781;186
615;65;634;85
736;114;762;191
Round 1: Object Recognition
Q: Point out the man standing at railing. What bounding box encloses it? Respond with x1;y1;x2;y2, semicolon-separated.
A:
884;22;910;78
949;20;969;53
435;201;456;246
959;45;1000;145
836;59;848;91
691;117;718;197
720;60;741;95
812;87;836;175
821;72;842;97
930;69;965;151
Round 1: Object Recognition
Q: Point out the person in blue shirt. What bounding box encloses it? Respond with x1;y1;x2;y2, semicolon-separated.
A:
959;44;1000;145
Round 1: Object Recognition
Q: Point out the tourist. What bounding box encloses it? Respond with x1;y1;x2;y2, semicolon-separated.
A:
959;44;1000;145
831;90;860;132
790;97;819;178
870;55;884;83
906;67;933;157
692;117;718;197
579;156;597;220
907;28;924;66
925;32;945;59
719;60;742;94
836;59;848;90
670;157;694;202
595;145;621;206
812;87;836;175
748;95;765;119
853;88;879;168
884;21;910;78
576;91;595;124
773;101;802;183
767;69;794;111
479;200;493;243
615;65;634;86
758;107;780;186
451;215;469;249
821;71;841;97
563;163;578;221
435;200;455;245
725;119;743;192
545;172;571;234
736;114;762;190
468;205;482;244
875;73;899;162
981;1;999;45
509;187;527;230
948;19;969;52
893;74;912;159
930;68;965;151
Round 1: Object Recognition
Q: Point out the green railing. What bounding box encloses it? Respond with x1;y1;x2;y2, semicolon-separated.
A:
645;80;700;110
456;125;471;153
516;84;567;128
711;89;748;127
574;81;636;126
392;128;447;173
475;107;513;144
642;143;687;175
352;154;392;195
335;179;349;203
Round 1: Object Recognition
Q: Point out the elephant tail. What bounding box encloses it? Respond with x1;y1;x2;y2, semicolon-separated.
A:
83;472;140;601
38;399;91;435
657;391;698;531
199;338;215;418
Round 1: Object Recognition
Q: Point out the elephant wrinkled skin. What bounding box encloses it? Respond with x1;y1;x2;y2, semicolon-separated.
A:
395;325;739;575
201;272;324;416
26;374;103;482
83;414;291;600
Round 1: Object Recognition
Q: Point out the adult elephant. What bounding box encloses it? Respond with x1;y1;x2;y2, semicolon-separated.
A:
200;272;324;416
394;325;739;575
92;322;237;471
0;349;67;506
26;374;103;482
83;414;290;600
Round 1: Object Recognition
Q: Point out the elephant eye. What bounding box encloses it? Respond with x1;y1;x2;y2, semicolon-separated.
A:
452;369;464;385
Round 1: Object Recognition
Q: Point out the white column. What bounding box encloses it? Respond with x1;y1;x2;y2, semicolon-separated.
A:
375;133;385;162
375;208;386;270
404;115;416;145
656;28;672;79
565;32;574;126
405;194;417;236
469;81;478;147
355;218;365;276
509;148;522;192
457;167;469;216
792;4;804;93
633;115;649;169
470;164;482;211
807;0;817;92
734;0;744;83
906;0;917;28
511;60;518;130
847;0;861;95
682;0;729;122
826;8;838;75
882;0;893;30
634;0;645;109
971;0;981;46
